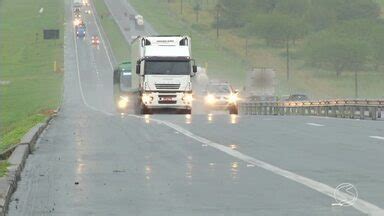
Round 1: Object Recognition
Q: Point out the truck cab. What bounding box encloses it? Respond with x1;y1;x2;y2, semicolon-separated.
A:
132;36;197;114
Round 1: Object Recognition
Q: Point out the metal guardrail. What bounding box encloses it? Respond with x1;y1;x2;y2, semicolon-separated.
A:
239;99;384;120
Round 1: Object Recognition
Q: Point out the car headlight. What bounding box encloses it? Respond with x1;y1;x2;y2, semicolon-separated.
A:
142;94;153;104
118;96;129;109
74;20;80;26
205;94;215;105
228;94;238;104
183;94;193;103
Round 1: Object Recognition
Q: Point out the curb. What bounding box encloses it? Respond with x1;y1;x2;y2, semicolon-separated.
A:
0;109;58;215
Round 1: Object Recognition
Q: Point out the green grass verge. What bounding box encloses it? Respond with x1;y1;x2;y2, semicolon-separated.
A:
128;0;384;98
0;0;64;151
0;161;9;177
93;0;130;63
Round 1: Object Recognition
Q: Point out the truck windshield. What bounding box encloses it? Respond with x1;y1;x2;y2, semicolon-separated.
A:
144;60;190;75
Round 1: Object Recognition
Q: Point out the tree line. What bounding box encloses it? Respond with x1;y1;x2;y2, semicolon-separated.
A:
216;0;384;78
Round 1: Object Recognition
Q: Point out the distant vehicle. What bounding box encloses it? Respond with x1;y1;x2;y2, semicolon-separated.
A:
204;81;239;115
76;25;86;38
113;62;133;112
73;18;82;26
85;9;91;14
74;12;81;18
73;0;82;8
73;8;80;13
134;15;144;29
82;0;89;6
131;35;197;114
286;94;309;101
91;36;100;45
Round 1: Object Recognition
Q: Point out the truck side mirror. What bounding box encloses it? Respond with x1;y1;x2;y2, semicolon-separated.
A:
136;64;140;75
192;65;197;73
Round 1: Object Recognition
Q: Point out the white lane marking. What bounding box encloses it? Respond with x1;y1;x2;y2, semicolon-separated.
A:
370;136;384;141
71;2;113;116
89;1;115;69
130;115;384;215
306;123;325;127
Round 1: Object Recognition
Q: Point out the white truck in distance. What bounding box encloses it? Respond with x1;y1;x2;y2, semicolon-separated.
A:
73;0;82;8
131;35;197;114
135;15;144;28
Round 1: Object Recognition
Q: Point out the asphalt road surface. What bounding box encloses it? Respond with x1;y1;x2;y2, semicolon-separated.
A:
8;0;384;215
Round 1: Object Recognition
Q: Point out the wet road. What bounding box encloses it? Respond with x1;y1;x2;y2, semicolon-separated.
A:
8;0;384;215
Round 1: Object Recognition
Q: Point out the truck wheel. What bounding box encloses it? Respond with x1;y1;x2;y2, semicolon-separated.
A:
140;105;151;115
229;105;238;115
184;109;192;115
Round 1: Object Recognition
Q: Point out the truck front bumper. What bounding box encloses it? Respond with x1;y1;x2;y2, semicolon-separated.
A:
141;92;192;110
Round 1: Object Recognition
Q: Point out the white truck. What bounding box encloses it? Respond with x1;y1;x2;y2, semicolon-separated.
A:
73;0;82;8
131;35;197;114
134;15;144;28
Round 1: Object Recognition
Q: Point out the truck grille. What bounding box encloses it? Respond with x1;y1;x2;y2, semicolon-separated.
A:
155;84;180;90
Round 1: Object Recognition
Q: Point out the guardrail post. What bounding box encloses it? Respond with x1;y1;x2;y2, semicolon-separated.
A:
330;106;335;117
340;106;345;118
351;106;356;119
300;107;304;115
371;107;377;120
360;106;365;120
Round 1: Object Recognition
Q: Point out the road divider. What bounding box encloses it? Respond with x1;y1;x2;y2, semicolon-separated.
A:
240;99;384;120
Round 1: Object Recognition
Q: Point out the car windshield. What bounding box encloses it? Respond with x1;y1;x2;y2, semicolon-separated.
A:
207;84;231;94
144;60;190;75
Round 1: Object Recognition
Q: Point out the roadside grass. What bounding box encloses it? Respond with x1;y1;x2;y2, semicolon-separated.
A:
0;161;9;177
93;0;131;63
0;0;64;151
129;0;384;98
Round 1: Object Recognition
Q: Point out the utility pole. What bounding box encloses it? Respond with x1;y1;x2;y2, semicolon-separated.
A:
286;38;290;80
355;70;358;98
215;4;220;38
180;0;183;15
245;38;248;56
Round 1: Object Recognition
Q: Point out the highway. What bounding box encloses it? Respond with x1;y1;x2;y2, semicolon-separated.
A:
8;0;384;215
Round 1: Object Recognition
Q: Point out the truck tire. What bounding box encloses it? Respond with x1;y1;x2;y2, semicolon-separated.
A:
184;109;192;115
140;104;151;115
229;105;238;115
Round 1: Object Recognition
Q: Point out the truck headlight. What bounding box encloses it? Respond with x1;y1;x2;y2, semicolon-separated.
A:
205;94;215;105
142;94;153;104
183;94;193;103
228;94;238;104
118;96;129;109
